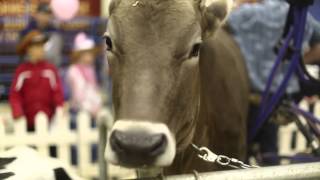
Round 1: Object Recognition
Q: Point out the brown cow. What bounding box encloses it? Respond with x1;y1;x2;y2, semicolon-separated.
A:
104;0;250;175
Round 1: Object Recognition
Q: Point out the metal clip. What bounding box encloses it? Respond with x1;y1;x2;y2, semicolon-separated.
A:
192;144;218;163
217;155;231;166
197;147;218;163
192;143;259;169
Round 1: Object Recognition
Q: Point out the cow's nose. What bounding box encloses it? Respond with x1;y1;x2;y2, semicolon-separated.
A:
110;130;167;159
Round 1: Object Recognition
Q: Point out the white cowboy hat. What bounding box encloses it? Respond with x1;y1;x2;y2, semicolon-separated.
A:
71;32;99;61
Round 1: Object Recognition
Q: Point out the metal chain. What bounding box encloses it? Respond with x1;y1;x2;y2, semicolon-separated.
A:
192;144;259;169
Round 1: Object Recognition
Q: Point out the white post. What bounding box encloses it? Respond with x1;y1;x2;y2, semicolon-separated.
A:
297;100;309;150
0;117;5;152
314;101;320;120
35;112;49;156
0;110;100;179
14;118;27;136
278;100;309;163
77;111;91;177
55;115;71;165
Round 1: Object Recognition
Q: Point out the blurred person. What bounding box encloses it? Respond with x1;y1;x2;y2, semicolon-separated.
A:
66;33;102;165
304;17;320;64
19;2;63;67
227;0;320;165
66;32;102;121
20;2;56;38
9;30;64;132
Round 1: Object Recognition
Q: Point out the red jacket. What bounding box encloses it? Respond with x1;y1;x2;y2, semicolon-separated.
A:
9;61;64;129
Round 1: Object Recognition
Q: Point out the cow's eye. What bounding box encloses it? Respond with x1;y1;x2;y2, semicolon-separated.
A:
104;36;113;51
189;43;201;58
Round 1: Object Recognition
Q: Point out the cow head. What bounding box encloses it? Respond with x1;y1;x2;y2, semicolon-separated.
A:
105;0;230;168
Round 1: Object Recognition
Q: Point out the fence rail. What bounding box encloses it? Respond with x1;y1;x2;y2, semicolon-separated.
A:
131;162;320;180
169;162;320;180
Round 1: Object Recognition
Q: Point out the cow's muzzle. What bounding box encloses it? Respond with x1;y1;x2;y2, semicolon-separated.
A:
105;120;176;168
110;130;167;166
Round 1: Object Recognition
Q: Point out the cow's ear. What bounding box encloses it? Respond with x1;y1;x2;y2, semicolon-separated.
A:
199;0;231;39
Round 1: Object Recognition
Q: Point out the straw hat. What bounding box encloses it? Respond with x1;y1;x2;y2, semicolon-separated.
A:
70;32;99;61
16;30;49;55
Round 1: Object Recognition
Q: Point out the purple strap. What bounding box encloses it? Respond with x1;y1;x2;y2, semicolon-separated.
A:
249;6;309;142
258;29;294;117
290;103;320;137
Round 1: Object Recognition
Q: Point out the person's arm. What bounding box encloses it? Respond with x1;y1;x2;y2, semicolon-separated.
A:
304;44;320;64
67;66;86;107
9;68;25;119
51;66;64;108
304;17;320;64
309;16;320;46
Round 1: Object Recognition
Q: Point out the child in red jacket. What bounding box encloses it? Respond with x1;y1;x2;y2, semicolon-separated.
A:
10;30;64;131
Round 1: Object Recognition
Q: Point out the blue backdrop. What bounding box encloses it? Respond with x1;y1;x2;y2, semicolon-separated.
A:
310;0;320;21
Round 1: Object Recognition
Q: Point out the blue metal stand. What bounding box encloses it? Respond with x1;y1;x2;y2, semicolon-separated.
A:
250;1;313;142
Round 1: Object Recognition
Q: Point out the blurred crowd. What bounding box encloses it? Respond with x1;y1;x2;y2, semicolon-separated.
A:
6;2;111;133
229;0;320;165
1;2;111;165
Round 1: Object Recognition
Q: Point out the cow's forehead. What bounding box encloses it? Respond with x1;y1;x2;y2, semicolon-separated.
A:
108;0;201;44
110;0;197;17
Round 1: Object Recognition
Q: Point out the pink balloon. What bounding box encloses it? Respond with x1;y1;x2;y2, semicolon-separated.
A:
50;0;80;21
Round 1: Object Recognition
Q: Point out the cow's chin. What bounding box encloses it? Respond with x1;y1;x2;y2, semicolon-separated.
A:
105;120;176;168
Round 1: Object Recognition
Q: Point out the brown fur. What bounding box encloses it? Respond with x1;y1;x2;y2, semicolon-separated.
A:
165;26;249;174
106;0;249;175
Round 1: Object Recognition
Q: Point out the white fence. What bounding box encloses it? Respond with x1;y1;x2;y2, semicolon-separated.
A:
0;111;99;179
278;100;320;163
0;110;137;179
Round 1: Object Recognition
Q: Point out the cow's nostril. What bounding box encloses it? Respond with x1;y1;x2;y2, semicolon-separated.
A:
110;130;167;157
149;134;166;156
